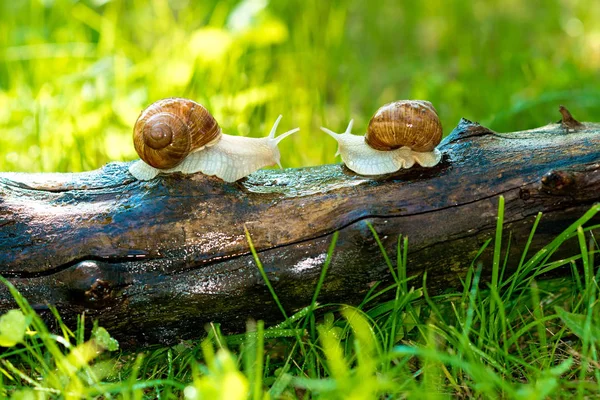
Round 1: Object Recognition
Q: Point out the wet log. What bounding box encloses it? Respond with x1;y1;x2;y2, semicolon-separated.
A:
0;109;599;346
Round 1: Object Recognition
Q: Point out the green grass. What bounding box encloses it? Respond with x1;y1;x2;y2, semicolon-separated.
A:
0;1;599;173
1;201;600;398
2;1;600;398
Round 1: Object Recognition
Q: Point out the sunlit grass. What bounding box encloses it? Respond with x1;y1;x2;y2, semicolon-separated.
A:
2;1;600;398
1;0;599;173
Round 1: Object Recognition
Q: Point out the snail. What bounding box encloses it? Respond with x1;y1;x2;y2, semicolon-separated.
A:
128;98;299;182
320;100;443;175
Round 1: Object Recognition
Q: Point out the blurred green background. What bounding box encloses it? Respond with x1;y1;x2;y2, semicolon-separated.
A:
0;0;598;173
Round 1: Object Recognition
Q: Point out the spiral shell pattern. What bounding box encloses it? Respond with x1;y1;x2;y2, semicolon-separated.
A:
133;98;221;169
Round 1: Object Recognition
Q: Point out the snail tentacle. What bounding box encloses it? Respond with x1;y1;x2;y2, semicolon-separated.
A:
266;115;300;168
321;119;354;157
321;121;400;175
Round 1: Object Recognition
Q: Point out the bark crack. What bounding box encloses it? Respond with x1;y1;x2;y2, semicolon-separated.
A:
6;183;592;280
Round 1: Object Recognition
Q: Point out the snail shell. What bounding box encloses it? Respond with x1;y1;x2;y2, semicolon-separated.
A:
133;98;221;169
129;98;299;182
366;100;442;152
320;100;443;175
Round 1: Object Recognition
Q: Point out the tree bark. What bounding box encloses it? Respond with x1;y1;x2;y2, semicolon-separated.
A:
0;110;599;346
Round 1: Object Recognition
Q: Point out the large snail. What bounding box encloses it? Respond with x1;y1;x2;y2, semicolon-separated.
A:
128;98;299;182
320;100;443;175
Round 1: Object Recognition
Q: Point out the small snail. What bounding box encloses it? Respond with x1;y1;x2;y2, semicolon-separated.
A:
128;98;299;182
320;100;443;175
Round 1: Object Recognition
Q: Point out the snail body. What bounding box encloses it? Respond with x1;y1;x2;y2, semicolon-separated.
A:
320;100;443;175
129;98;299;182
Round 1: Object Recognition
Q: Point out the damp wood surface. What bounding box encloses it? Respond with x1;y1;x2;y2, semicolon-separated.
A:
0;112;599;346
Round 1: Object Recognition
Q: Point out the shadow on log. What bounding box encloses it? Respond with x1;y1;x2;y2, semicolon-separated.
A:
0;108;599;346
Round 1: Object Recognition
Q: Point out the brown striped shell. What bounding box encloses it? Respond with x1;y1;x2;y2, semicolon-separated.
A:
133;98;222;169
365;100;442;152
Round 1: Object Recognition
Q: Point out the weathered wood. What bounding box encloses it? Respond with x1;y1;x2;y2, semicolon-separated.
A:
1;112;599;346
